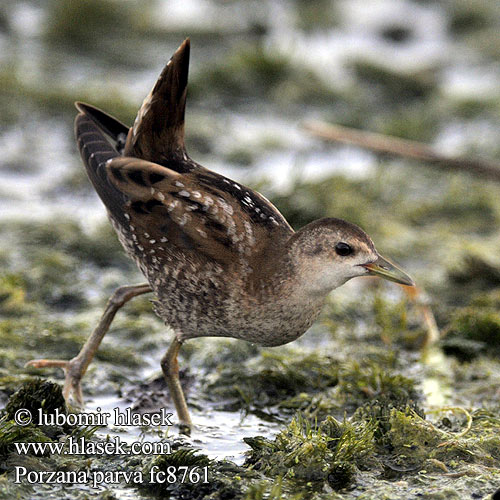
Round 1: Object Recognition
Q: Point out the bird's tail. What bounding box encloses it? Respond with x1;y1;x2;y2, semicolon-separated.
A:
124;38;190;162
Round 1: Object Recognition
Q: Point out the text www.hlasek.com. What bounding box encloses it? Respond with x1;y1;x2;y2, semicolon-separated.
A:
14;436;171;456
14;437;210;488
13;406;210;488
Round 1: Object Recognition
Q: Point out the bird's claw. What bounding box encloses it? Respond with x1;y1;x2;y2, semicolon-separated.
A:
25;357;85;407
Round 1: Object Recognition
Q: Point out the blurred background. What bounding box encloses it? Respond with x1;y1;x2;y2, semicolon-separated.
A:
1;0;500;493
1;0;498;221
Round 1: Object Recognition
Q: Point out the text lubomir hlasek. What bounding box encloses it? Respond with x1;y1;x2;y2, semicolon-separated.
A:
15;407;174;427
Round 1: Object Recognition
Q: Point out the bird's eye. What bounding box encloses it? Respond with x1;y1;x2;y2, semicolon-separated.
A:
335;242;353;256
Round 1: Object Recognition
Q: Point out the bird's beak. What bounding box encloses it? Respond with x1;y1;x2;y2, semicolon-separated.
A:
361;255;415;286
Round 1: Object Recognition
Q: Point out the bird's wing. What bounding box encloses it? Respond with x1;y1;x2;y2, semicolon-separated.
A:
105;156;293;265
75;102;129;154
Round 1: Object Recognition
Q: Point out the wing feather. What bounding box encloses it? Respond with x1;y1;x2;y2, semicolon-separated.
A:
106;157;292;265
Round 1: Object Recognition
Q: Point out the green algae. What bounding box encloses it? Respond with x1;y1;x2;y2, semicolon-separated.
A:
442;308;500;360
204;350;340;417
245;414;375;493
4;379;67;424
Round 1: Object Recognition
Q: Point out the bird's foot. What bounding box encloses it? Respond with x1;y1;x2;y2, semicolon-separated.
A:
25;357;85;407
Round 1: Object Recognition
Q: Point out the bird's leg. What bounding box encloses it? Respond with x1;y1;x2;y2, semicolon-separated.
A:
161;336;192;434
26;283;152;406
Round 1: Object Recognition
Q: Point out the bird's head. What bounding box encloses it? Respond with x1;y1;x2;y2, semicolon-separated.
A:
288;218;414;296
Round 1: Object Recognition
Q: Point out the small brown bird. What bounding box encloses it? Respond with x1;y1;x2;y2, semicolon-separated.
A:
27;39;414;431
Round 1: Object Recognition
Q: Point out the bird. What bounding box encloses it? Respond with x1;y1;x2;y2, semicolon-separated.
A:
27;39;414;432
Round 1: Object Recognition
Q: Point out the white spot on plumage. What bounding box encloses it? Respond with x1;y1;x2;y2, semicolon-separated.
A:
160;237;168;243
203;197;214;208
219;199;234;215
175;181;185;187
157;192;165;201
177;213;191;226
168;200;179;212
179;190;190;197
149;239;156;244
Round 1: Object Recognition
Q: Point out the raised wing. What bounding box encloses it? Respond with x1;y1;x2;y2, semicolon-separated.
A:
105;156;293;265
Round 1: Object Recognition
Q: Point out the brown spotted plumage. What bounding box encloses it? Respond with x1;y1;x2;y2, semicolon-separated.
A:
29;39;414;431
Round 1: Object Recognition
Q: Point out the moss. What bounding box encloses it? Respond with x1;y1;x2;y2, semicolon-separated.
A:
450;96;498;119
244;414;375;492
407;184;498;232
142;448;248;499
3;219;130;269
380;409;442;476
442;308;500;360
0;380;67;459
337;361;423;415
0;419;52;459
447;253;500;288
224;147;255;167
295;0;339;32
4;379;66;424
0;273;32;317
379;103;439;142
372;294;410;344
191;44;291;98
243;479;304;500
204;350;339;417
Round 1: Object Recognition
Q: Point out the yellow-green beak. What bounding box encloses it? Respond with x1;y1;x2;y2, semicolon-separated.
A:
362;255;415;286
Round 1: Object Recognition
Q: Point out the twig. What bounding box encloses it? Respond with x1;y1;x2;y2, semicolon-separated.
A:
304;120;500;183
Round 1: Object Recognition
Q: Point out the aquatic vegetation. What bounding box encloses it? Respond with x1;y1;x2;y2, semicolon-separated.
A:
245;414;375;492
204;350;340;417
4;379;67;423
442;307;500;360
